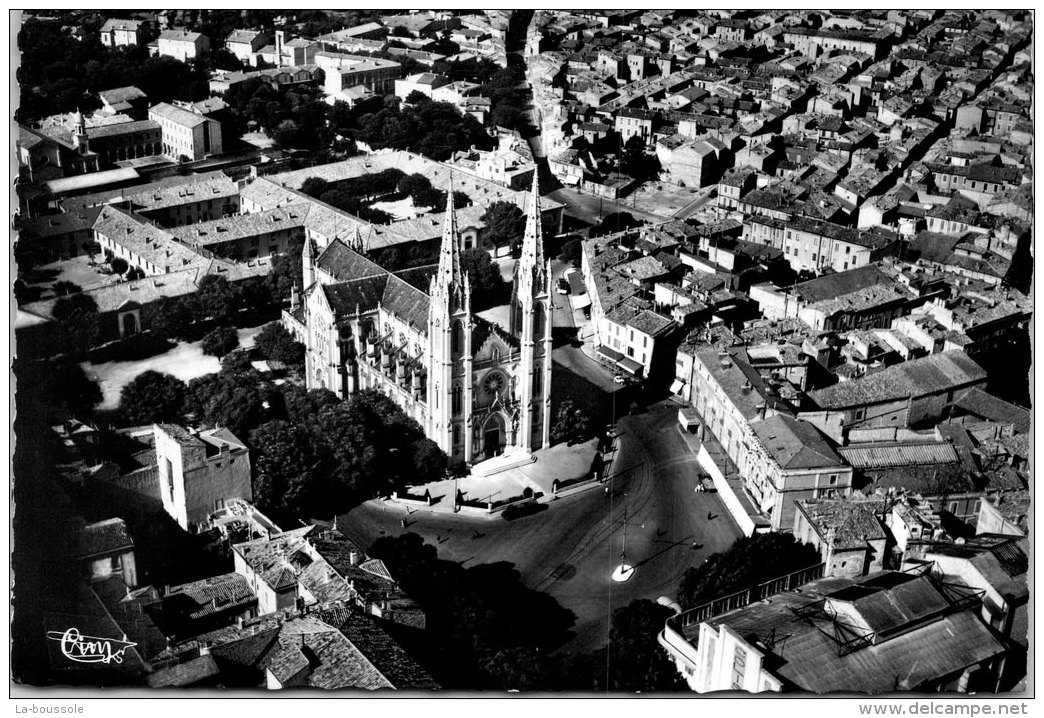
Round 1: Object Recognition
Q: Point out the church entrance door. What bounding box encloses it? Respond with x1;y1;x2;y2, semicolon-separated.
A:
482;414;505;459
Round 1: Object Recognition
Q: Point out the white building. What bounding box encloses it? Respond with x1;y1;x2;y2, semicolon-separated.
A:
149;102;223;161
157;28;211;63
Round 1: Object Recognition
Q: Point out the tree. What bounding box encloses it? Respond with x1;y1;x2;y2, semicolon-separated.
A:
220;349;255;376
405;89;431;105
201;326;240;358
459;248;503;310
300;177;330;198
254;322;305;368
51;281;81;296
82;241;102;266
677;532;821;610
550;397;593;446
273;119;301;148
558;237;582;266
249;420;325;518
117;371;188;426
150;295;199;341
582;600;686;692
479;201;526;250
398;173;432;200
186;365;273;439
110;257;129;275
196;274;239;322
52;292;100;354
13;357;102;421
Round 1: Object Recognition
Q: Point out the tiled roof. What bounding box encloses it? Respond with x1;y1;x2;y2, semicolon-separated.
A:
950;388;1030;435
147;654;220;687
797;497;888;549
75;518;134;559
807;351;987;409
750;414;844;470
164;572;255;621
316;238;385;282
337;613;440;690
149;102;207;127
838;441;959;468
790;264;893;303
322;276;389;316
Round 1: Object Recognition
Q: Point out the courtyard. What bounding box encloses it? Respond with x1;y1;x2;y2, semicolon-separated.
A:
83;324;267;410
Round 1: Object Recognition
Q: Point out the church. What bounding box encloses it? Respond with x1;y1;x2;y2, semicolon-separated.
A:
286;174;553;470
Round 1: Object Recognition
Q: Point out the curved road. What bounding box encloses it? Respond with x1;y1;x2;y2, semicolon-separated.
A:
337;400;742;654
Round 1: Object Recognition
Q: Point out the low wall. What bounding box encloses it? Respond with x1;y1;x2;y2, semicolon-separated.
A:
697;444;755;537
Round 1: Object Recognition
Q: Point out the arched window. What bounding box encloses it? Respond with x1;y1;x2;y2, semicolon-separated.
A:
491;345;500;362
452;384;462;414
453;425;461;446
533;362;542;397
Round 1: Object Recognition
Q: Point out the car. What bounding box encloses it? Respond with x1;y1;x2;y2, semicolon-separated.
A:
557;278;570;295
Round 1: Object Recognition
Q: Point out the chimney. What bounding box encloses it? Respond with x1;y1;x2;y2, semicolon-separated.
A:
349;549;360;566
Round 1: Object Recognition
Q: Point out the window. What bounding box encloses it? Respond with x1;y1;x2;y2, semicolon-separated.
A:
627;347;634;357
845;246;850;254
643;337;648;348
829;474;837;485
110;556;122;571
453;425;461;446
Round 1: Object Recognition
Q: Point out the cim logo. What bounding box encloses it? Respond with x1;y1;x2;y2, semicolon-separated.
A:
46;628;137;665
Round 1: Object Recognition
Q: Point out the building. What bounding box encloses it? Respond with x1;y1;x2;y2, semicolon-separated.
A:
614;107;656;143
149;102;223;161
98;86;149;118
155;424;252;533
225;29;270;66
157;28;211;63
157;573;258;639
793;497;888;578
801;351;989;441
395;72;450;100
292;174;552;468
73;517;138;588
318;52;401;96
181;611;439;690
918;535;1029;645
662;568;1009;693
258;31;320;67
100;18;145;48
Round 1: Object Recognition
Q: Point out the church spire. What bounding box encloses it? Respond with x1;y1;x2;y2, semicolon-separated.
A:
520;170;544;271
434;180;463;291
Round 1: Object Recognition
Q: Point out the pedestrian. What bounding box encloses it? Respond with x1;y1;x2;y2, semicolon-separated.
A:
604;486;610;496
401;518;407;529
707;511;714;520
436;534;441;543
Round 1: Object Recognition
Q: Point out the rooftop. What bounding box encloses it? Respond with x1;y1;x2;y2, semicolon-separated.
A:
797;497;888;550
807;351;987;409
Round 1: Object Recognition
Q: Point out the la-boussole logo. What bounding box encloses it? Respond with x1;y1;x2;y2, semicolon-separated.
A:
46;628;137;665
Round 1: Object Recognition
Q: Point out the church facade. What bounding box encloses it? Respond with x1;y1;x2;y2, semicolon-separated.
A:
287;176;553;469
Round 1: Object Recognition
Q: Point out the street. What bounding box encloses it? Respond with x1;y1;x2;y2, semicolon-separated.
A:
337;400;742;654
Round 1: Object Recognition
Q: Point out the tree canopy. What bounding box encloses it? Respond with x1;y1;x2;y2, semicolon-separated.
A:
200;326;240;358
677;532;821;610
117;370;188;426
480;201;526;250
460;248;503;311
253;322;305;368
551;397;594;446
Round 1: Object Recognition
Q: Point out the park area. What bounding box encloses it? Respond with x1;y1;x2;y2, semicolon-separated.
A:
83;324;266;410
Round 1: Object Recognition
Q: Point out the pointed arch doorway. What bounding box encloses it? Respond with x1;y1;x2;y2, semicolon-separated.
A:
481;413;506;459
